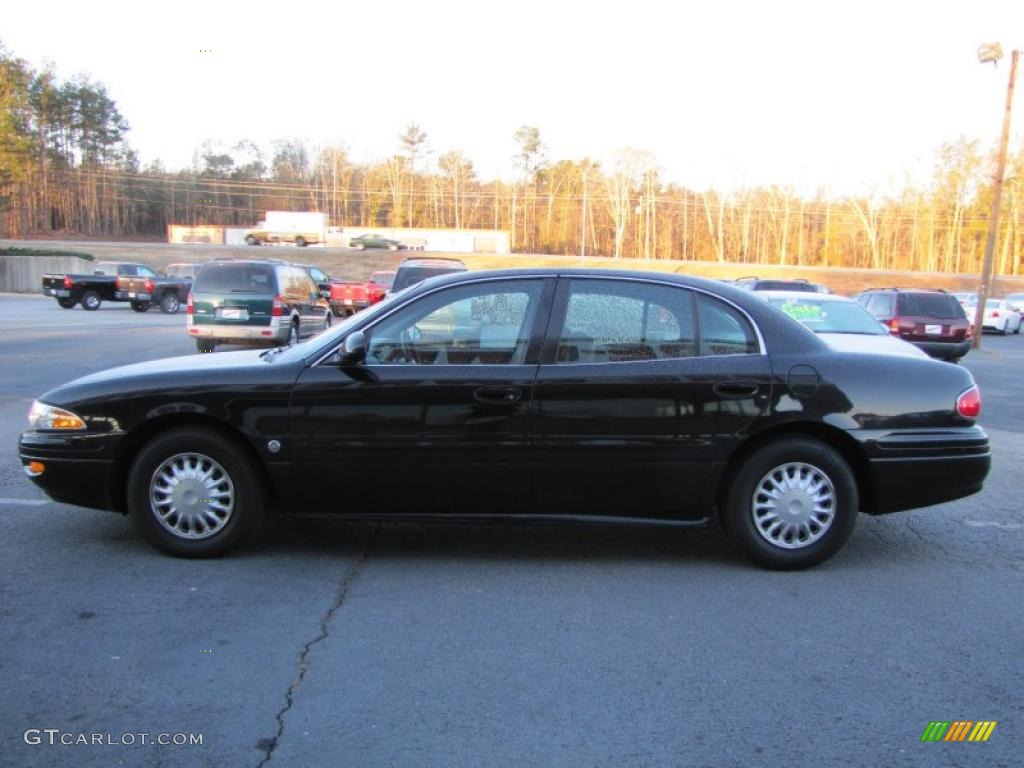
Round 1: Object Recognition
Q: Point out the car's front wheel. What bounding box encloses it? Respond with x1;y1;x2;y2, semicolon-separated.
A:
128;428;265;557
245;235;258;246
723;438;858;570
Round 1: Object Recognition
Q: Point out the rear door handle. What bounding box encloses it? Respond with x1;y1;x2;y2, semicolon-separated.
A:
713;381;760;398
473;386;522;405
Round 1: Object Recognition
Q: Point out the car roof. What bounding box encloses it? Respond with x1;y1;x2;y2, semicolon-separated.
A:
397;257;467;267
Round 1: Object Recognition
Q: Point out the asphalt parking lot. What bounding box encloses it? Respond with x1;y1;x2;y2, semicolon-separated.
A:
1;294;1021;768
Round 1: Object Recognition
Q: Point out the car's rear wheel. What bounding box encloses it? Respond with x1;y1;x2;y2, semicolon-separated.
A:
723;438;858;570
160;293;181;314
331;306;345;317
127;428;264;557
294;236;307;248
57;297;77;309
196;339;216;353
81;290;101;311
131;301;150;312
354;243;365;251
245;235;259;246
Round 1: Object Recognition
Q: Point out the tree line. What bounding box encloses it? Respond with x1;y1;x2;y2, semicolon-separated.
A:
2;42;1022;275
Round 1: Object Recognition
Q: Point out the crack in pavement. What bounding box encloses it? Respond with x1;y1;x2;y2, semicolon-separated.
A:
257;525;380;767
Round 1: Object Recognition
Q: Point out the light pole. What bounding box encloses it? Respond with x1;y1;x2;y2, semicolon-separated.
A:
972;43;1020;349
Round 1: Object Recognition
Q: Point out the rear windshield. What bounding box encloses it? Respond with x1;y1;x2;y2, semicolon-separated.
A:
193;263;276;294
897;293;964;319
392;266;464;293
370;272;395;288
768;298;885;335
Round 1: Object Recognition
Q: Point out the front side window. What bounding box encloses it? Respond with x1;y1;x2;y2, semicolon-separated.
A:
555;280;697;363
367;280;542;365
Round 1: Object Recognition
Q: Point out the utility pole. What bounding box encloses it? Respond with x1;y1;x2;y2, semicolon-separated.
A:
973;44;1019;349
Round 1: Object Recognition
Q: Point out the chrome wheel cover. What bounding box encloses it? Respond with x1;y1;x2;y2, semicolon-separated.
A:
149;452;234;539
751;462;836;550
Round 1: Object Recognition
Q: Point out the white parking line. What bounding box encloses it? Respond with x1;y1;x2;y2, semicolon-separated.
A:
964;519;1024;530
0;498;50;506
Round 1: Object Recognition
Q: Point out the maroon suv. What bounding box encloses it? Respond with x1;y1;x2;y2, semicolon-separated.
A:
855;289;971;361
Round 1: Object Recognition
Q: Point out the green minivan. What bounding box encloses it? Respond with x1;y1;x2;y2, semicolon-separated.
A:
187;260;331;353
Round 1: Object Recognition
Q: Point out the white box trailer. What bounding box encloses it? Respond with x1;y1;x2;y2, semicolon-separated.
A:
244;211;328;247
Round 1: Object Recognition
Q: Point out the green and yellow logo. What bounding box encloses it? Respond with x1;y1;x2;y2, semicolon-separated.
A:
921;721;997;742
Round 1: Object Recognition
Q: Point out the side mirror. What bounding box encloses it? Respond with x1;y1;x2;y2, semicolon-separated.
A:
339;331;367;365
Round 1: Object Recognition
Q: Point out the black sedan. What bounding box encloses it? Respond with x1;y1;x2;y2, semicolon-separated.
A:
348;233;404;251
19;269;990;569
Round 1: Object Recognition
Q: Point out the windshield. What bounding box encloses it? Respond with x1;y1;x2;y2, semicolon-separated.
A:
769;297;885;335
193;263;275;293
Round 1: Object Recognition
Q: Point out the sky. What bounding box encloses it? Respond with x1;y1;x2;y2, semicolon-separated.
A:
4;0;1024;195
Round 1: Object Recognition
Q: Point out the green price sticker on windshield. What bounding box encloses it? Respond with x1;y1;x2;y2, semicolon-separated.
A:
780;301;823;321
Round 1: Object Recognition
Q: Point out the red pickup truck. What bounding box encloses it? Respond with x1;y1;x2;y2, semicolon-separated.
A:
328;271;395;317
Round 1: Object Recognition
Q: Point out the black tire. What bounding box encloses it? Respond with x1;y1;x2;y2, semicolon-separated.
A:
127;428;265;557
130;301;151;312
57;297;77;309
245;235;259;246
294;236;307;248
81;290;101;311
723;438;858;570
159;293;181;314
331;306;345;317
196;339;216;353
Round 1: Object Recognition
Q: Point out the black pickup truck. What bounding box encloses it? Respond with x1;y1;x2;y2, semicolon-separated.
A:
42;261;192;313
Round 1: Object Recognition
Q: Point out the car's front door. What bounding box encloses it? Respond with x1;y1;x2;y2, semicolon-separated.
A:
289;277;554;516
532;277;772;520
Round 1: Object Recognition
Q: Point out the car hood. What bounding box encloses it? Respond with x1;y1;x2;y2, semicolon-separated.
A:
817;333;929;359
40;349;282;407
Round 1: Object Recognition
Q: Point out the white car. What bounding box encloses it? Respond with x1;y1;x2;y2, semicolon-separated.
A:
755;291;929;358
982;299;1022;335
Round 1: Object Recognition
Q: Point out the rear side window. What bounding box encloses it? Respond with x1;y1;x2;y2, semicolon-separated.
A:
866;294;894;317
698;295;759;356
555;279;697;363
897;293;963;319
193;263;276;294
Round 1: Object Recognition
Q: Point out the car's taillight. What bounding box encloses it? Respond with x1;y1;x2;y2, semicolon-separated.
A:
186;292;194;315
144;279;154;293
956;385;981;420
965;324;973;339
62;276;72;289
271;295;284;317
886;318;900;335
991;310;1000;318
115;276;126;290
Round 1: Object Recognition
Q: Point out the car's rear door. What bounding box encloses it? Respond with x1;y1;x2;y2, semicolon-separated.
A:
531;276;772;520
289;276;554;516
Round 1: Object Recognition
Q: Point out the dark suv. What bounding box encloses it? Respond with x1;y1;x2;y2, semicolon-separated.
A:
187;260;330;353
854;289;971;361
391;257;467;294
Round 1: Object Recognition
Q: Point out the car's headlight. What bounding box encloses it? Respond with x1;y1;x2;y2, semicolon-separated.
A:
28;400;86;430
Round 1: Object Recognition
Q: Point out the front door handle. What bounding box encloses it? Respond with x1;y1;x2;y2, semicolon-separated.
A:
713;381;760;399
473;386;522;405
